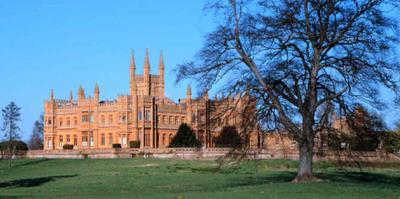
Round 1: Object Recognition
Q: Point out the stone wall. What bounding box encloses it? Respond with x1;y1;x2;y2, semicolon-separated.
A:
25;148;400;162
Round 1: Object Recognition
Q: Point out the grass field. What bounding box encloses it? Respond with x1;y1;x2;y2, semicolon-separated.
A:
0;158;399;199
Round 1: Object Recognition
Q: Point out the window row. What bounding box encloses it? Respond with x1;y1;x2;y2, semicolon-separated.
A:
160;115;186;125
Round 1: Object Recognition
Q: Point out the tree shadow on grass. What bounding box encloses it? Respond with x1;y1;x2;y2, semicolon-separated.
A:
218;171;400;191
13;159;51;168
0;159;51;171
0;175;77;189
320;172;400;188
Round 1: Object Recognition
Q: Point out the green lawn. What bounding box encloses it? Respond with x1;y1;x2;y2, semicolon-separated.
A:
0;158;399;199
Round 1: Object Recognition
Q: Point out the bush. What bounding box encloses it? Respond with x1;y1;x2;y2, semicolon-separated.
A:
0;140;28;151
63;144;74;150
169;123;201;148
382;131;400;153
112;144;122;149
215;126;242;148
129;141;140;148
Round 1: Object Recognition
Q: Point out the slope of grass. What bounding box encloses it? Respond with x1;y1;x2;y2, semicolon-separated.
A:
0;158;399;199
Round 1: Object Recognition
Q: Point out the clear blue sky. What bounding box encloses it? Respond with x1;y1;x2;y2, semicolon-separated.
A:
0;1;398;142
0;0;214;141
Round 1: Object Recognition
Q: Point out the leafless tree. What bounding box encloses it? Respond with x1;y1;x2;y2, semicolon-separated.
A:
176;0;400;182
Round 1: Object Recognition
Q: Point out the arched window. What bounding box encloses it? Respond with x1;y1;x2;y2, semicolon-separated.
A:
169;134;173;144
162;134;166;146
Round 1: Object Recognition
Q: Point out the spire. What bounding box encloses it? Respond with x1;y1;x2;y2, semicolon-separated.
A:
143;48;150;96
144;48;150;69
50;89;54;101
158;50;164;69
130;49;136;69
158;50;165;97
94;83;100;102
203;90;209;100
69;90;73;102
186;84;192;98
78;85;85;99
94;83;99;94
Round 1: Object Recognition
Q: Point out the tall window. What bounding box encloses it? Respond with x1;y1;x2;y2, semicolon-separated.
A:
73;135;77;146
66;135;70;144
101;134;105;145
108;115;113;124
109;133;113;145
138;111;142;120
82;135;88;147
59;118;63;126
145;110;150;121
74;117;78;126
59;135;63;147
82;115;88;123
66;117;70;126
101;115;105;125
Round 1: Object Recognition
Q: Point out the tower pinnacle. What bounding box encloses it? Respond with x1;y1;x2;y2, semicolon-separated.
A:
144;48;150;68
130;49;136;69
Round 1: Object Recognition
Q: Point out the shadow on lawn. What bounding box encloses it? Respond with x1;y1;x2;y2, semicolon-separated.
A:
0;175;77;189
321;172;400;187
13;159;51;168
223;171;400;189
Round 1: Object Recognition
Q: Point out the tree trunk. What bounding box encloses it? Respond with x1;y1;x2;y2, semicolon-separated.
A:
293;139;318;182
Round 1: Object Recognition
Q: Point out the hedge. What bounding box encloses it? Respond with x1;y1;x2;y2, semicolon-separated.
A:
63;144;74;150
129;141;140;148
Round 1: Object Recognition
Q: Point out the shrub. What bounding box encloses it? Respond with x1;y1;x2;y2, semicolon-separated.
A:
169;123;201;148
63;144;74;150
382;131;400;153
0;140;28;151
215;126;242;148
112;144;122;149
129;141;140;148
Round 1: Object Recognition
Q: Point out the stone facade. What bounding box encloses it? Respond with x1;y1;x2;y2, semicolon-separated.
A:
43;49;260;150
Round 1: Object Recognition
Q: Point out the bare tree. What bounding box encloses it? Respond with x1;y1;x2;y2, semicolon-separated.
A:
176;0;400;181
28;114;44;150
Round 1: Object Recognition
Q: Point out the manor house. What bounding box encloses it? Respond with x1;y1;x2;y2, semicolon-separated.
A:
43;49;260;150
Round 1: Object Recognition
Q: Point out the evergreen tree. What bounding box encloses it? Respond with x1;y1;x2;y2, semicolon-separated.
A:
28;114;44;150
1;102;22;168
169;123;201;148
215;126;242;148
